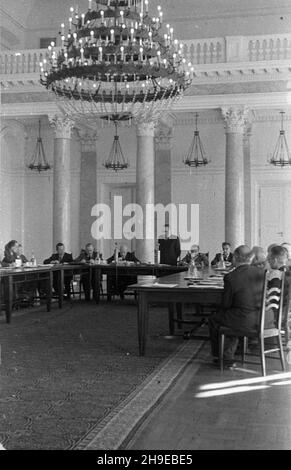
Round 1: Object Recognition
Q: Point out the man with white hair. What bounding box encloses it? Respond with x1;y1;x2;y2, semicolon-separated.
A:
180;244;209;268
282;242;291;266
208;245;265;367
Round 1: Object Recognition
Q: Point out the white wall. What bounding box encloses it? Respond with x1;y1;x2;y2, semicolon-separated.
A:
0;121;26;258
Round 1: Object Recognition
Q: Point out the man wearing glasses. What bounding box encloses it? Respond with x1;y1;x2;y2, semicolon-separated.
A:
180;244;209;268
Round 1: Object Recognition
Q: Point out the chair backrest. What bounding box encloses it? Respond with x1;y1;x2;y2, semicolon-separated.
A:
260;269;285;335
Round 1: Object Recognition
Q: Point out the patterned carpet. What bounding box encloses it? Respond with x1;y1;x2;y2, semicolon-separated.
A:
0;299;191;450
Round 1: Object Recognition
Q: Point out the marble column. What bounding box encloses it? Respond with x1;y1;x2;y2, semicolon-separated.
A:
136;121;155;263
221;107;249;249
243;122;252;247
70;128;82;257
155;123;173;213
49;116;74;251
77;129;98;249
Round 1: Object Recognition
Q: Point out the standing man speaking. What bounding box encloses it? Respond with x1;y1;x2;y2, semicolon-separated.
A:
158;224;181;266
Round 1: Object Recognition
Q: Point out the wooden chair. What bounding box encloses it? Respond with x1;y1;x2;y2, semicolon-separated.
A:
175;253;216;338
219;269;286;376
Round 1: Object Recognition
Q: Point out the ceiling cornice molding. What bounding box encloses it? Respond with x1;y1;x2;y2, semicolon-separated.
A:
165;4;291;24
2;92;291;119
2;60;291;93
173;91;291;111
173;109;291;126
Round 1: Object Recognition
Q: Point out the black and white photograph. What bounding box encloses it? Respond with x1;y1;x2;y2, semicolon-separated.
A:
0;0;291;454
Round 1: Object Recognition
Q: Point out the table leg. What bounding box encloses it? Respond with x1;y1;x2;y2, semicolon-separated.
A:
176;302;183;329
92;267;100;304
46;272;52;312
168;302;175;335
4;275;13;324
58;268;64;309
106;275;112;302
137;292;149;356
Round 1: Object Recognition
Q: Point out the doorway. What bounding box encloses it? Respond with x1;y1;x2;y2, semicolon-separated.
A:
102;184;136;259
258;183;291;248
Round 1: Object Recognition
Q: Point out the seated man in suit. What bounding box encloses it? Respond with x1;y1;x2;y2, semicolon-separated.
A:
211;242;233;267
74;243;99;301
250;246;267;269
107;244;140;299
107;244;140;264
44;242;73;299
208;245;265;367
180;244;209;268
158;224;181;266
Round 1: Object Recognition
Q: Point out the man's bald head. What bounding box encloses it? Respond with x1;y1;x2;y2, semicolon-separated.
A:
233;245;253;265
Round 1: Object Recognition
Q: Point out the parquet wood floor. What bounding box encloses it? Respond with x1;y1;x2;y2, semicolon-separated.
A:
126;342;291;450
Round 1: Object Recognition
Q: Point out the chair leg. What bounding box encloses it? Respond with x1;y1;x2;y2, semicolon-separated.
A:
259;337;266;377
242;337;247;366
219;333;225;372
278;334;286;372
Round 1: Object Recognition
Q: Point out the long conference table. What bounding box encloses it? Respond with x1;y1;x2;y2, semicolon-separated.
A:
0;263;188;323
131;269;226;355
0;264;226;357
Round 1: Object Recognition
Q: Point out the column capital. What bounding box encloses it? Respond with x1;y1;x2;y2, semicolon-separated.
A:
49;115;74;139
221;107;250;134
76;127;98;152
136;121;156;138
155;123;173;150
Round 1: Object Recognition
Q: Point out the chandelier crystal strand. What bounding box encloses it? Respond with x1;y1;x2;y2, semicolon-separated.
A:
183;113;210;169
39;0;192;122
268;111;291;167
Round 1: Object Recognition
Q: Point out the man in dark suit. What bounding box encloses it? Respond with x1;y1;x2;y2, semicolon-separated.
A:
211;242;233;266
180;244;209;268
44;242;73;299
107;244;140;299
74;243;100;301
107;244;140;264
158;224;181;266
208;245;265;366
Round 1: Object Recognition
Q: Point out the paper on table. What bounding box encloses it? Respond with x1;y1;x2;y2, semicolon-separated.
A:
140;283;178;288
188;284;223;289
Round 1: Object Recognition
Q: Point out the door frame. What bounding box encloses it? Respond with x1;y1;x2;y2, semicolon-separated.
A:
254;179;291;247
99;182;137;258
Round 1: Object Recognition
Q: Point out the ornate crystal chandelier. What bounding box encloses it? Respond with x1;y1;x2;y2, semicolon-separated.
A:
103;117;129;171
183;113;210;168
39;0;192;123
27;119;51;172
268;111;291;167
